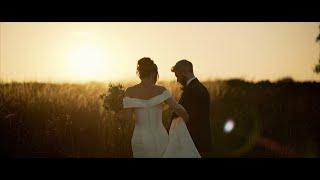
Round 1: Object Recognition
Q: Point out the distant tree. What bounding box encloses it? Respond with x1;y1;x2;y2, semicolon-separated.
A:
256;80;271;85
276;77;295;84
314;25;320;74
225;78;247;86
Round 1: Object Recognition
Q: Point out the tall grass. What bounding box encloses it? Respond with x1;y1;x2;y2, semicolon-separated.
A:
1;80;320;157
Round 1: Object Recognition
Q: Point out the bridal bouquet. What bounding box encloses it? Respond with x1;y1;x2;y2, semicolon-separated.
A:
99;84;127;151
100;83;125;113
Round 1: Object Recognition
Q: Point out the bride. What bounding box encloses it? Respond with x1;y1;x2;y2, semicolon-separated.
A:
121;57;200;158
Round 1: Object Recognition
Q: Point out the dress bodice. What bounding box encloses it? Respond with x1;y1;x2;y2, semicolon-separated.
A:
123;90;171;129
122;89;200;158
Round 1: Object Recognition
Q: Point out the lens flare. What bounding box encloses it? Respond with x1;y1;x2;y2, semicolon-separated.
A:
224;119;235;133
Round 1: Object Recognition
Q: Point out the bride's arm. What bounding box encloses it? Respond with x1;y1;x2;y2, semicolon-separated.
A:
165;97;189;122
119;88;134;121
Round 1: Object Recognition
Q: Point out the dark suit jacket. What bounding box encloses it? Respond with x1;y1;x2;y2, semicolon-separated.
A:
172;78;212;157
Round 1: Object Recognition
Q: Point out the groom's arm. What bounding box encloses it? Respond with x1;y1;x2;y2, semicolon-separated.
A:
189;87;210;120
190;87;211;127
199;89;210;122
194;86;212;141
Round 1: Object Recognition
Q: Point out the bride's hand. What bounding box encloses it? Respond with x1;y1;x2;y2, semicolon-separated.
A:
180;112;189;123
165;97;189;123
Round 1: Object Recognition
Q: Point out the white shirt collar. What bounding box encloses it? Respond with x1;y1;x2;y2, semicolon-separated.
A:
186;77;196;86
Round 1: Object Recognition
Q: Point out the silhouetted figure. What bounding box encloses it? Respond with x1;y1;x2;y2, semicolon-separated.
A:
171;60;213;157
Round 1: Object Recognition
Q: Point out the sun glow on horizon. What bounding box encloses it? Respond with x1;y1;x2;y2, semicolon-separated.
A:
1;22;319;83
65;36;114;82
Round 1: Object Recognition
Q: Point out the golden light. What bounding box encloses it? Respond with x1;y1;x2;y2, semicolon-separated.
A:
67;42;109;82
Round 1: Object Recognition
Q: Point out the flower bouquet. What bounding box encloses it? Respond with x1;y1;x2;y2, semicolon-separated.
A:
100;83;126;114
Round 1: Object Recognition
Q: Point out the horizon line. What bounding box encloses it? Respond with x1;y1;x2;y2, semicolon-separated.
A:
1;77;320;84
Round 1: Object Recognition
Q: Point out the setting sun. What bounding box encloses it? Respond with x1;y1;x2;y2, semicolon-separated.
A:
67;42;110;82
1;22;319;82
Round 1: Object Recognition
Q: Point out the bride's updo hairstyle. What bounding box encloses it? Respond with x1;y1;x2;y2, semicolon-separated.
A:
137;57;159;82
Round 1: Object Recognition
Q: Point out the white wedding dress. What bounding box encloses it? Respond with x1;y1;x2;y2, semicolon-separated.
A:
123;89;201;158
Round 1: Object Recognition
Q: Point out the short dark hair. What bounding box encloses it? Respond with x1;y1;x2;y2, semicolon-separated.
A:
171;59;193;73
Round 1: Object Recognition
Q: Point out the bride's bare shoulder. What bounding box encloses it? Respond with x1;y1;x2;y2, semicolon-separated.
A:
124;85;136;97
125;84;141;97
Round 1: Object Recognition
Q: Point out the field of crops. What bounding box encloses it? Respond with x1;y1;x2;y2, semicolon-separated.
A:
1;79;319;157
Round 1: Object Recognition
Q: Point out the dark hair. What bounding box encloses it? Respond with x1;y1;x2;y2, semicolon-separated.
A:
137;57;159;80
171;59;193;73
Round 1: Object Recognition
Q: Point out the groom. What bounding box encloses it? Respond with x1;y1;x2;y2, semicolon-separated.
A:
171;59;212;157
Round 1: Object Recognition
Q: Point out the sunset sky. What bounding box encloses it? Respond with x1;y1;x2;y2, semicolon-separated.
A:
0;22;319;83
